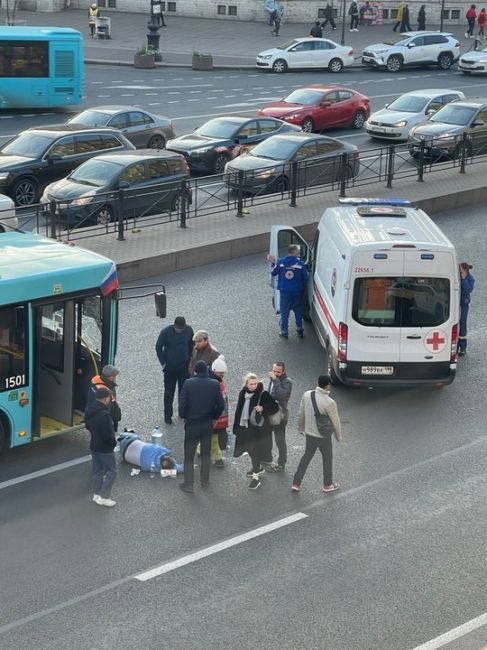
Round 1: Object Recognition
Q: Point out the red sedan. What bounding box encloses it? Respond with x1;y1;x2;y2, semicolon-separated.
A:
257;85;370;133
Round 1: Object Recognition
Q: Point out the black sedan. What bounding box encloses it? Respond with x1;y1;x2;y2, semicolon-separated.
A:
166;116;301;175
223;132;360;194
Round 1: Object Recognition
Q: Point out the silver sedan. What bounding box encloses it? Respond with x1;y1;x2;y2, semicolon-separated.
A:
67;105;175;149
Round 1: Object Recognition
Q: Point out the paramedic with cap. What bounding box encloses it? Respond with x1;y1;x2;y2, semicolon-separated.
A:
86;364;121;431
188;330;220;376
267;245;309;339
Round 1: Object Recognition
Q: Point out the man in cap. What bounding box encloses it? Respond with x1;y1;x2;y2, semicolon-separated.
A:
88;3;100;37
86;364;121;431
155;316;194;424
85;386;117;507
178;360;224;493
188;330;220;376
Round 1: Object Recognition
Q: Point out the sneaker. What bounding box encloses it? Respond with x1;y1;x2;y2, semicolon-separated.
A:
291;483;301;492
323;482;340;493
179;483;194;494
214;459;224;468
458;349;466;357
297;329;304;339
164;417;173;424
248;478;261;490
333;27;337;30
93;494;101;502
465;32;469;37
350;28;353;31
279;332;288;339
96;496;116;507
246;466;265;477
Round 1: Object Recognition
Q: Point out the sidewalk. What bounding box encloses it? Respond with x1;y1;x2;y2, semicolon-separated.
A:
11;9;474;68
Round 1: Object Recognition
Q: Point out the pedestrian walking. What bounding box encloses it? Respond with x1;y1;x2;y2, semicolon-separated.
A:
458;262;475;356
188;329;220;376
392;2;404;31
466;4;477;37
233;373;279;490
321;4;337;30
86;386;117;507
270;5;283;36
478;8;486;37
349;1;359;31
178;361;224;493
88;3;100;38
86;365;122;432
292;374;342;493
417;4;426;30
310;21;323;38
400;4;411;31
155;315;194;424
267;361;292;471
265;0;276;25
267;244;309;339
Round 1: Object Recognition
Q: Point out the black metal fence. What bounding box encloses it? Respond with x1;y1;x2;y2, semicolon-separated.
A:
1;131;486;242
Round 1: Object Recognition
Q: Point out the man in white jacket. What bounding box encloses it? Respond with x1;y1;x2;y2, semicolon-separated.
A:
292;374;341;493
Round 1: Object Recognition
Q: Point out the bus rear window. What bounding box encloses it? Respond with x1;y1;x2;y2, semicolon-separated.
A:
0;41;49;78
353;277;450;327
0;306;27;391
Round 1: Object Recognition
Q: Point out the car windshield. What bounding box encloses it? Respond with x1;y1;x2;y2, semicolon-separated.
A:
277;39;300;50
387;95;429;113
195;119;240;138
0;132;53;158
382;35;410;46
283;89;325;105
430;105;477;126
69;110;110;126
69;159;122;187
249;137;298;160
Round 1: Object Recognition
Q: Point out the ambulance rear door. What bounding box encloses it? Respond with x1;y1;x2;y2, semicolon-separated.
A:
269;226;310;313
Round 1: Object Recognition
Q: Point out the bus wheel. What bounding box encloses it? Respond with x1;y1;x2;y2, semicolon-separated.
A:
0;419;8;456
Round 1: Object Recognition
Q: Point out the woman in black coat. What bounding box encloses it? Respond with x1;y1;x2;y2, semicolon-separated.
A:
417;5;426;30
233;373;279;490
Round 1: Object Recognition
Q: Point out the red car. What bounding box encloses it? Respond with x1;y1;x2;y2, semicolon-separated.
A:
257;85;370;133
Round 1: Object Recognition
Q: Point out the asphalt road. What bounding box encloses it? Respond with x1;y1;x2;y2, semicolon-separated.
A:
1;203;486;649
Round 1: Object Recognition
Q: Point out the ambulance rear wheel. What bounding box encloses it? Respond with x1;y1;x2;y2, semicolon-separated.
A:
326;344;339;385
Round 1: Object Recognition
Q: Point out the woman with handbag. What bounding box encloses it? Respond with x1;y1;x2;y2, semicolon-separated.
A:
233;373;279;490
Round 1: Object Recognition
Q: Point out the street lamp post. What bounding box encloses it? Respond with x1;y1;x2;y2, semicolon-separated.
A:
440;0;445;31
147;0;162;62
341;0;346;45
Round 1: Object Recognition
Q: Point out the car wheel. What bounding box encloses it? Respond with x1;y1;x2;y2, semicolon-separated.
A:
437;52;453;70
352;110;366;130
147;134;166;149
326;344;339;385
171;194;181;212
0;419;8;456
95;204;114;226
272;175;289;193
454;141;472;160
302;117;314;133
386;55;403;72
214;154;228;175
12;178;38;206
272;58;288;73
328;57;343;73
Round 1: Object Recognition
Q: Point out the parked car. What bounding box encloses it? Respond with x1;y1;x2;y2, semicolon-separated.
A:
223;133;359;194
362;32;460;72
366;89;465;141
67;106;175;149
257;85;370;133
41;150;190;226
458;42;487;74
256;37;354;73
408;98;487;159
166;116;300;175
0;125;135;206
0;193;17;232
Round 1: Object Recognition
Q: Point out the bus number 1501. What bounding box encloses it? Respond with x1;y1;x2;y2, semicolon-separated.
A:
5;375;26;389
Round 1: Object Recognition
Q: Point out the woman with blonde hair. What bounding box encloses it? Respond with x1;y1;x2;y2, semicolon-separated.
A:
233;373;279;490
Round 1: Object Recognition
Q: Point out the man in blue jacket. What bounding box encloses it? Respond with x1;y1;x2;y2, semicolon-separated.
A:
268;244;309;339
118;432;183;474
155;316;194;425
178;360;224;493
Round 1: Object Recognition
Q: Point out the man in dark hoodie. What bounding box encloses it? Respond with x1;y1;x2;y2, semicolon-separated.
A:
178;360;224;493
86;365;122;431
85;386;117;507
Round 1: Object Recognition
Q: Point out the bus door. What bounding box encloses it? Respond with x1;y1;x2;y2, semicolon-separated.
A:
34;300;75;436
49;43;77;107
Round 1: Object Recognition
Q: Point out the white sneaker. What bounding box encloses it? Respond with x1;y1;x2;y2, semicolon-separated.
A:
93;494;101;503
96;497;116;507
354;28;359;31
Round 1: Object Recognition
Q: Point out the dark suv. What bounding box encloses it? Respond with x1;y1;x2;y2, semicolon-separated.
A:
0;125;135;206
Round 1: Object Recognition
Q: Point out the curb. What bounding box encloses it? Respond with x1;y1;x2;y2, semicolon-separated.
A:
84;58;365;70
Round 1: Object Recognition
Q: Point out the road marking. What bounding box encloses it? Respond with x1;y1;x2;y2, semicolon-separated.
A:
145;93;158;96
410;612;487;650
120;94;135;97
0;455;91;491
134;512;308;582
148;102;161;105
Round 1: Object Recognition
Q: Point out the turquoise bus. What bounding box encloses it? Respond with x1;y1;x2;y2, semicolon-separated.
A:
0;27;84;110
0;231;119;454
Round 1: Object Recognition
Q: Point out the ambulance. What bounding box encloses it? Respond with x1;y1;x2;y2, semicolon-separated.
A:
269;199;459;386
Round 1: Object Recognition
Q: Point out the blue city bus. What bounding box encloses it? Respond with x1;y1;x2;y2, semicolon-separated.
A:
0;232;118;454
0;26;84;110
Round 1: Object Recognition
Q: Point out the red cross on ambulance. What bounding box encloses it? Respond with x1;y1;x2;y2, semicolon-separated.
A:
423;329;447;353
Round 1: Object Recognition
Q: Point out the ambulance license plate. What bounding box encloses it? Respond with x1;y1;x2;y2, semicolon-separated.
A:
361;366;394;375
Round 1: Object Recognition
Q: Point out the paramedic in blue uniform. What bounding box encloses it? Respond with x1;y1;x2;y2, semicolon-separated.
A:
458;262;475;357
267;245;309;339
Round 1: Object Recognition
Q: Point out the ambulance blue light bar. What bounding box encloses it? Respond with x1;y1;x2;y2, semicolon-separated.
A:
338;198;411;206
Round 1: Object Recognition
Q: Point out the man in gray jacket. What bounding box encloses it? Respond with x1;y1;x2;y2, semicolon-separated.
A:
292;374;341;493
267;361;292;470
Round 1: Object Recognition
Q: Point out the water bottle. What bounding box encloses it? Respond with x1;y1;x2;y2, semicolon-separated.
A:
151;425;163;446
149;461;156;479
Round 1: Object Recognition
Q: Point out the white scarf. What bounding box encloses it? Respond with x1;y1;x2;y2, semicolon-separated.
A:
240;391;254;428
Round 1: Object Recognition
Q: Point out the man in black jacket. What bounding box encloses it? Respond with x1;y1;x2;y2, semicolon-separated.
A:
321;4;337;30
310;21;323;37
85;386;117;507
155;316;194;425
178;360;224;493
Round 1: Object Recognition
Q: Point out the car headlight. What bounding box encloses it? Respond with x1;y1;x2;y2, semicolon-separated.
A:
259;54;272;59
71;194;95;206
254;168;276;179
286;113;301;120
0;172;10;182
437;133;456;140
393;120;408;128
192;147;212;155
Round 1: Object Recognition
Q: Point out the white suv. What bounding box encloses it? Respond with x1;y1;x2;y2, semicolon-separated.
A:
362;32;460;72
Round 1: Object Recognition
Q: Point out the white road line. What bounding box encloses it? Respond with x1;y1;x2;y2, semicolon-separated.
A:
98;95;110;98
121;94;135;97
167;91;180;94
135;512;308;582
0;456;91;491
148;102;161;105
145;93;158;96
410;612;487;650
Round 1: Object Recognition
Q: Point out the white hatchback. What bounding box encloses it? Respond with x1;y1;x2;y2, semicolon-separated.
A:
0;193;18;232
256;37;354;73
366;89;465;141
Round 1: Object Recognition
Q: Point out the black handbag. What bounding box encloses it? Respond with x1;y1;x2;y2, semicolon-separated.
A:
310;391;334;437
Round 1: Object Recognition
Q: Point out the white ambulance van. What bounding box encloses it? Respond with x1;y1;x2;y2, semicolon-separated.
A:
269;199;459;386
